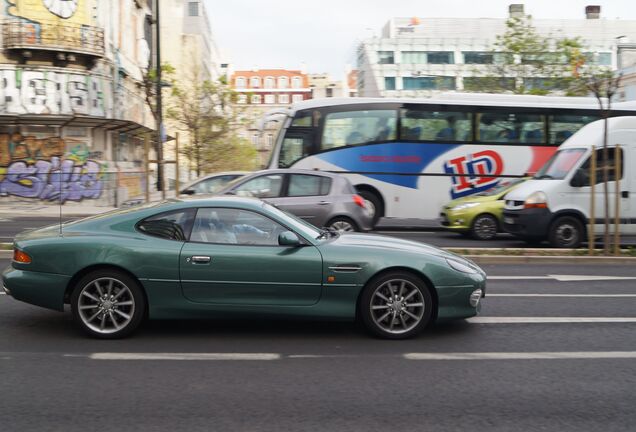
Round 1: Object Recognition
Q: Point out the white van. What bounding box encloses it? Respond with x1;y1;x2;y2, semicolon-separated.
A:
502;116;635;247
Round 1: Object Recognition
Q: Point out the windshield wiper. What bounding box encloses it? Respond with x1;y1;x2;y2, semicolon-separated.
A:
316;228;339;240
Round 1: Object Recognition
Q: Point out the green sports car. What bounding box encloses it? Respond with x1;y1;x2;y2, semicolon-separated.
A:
440;178;527;240
2;197;486;339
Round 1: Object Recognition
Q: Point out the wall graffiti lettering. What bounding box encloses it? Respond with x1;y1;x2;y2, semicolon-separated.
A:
0;157;103;202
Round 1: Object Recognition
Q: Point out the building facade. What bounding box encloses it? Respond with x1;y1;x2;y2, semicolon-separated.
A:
357;4;636;97
0;0;155;206
230;69;311;166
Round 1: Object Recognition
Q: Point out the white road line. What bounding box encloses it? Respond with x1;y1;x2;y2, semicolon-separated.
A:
0;292;6;295
488;275;636;281
488;294;636;298
90;352;281;361
468;317;636;324
405;351;636;360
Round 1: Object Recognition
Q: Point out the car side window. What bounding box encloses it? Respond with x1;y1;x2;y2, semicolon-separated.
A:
190;208;286;246
233;174;283;198
288;174;331;197
192;176;236;194
137;209;195;241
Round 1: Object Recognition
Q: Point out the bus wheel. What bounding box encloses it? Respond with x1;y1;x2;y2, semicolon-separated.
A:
471;214;498;240
549;216;583;248
357;190;383;225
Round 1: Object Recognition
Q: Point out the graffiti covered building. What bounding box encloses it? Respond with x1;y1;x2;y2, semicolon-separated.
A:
0;0;155;205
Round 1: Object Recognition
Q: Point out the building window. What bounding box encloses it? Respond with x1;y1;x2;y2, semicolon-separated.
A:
377;51;394;64
264;94;276;104
237;94;247;104
463;77;515;92
401;51;427;64
292;94;304;103
252;134;259;146
278;94;290;104
384;77;396;90
188;2;199;16
235;77;246;88
251;95;261;104
402;77;455;90
292;77;302;89
264;77;275;89
278;76;288;88
426;52;454;64
463;51;494;64
250;76;260;88
326;87;333;97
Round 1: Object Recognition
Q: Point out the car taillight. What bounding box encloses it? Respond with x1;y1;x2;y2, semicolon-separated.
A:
353;194;366;208
13;249;32;264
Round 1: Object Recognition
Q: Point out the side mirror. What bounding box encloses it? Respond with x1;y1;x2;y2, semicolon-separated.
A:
570;170;588;188
278;231;301;247
181;189;195;195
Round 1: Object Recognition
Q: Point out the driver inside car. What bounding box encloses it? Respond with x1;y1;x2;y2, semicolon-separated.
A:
193;209;268;244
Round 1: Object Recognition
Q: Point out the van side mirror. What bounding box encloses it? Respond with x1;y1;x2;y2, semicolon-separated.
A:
278;231;301;247
570;170;588;188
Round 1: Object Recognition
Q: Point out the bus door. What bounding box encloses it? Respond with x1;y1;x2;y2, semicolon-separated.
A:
278;129;316;169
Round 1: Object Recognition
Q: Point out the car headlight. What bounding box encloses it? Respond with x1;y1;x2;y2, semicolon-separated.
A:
446;258;478;274
523;191;548;209
451;202;480;211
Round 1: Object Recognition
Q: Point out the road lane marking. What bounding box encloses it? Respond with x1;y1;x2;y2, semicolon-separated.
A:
488;275;636;281
405;351;636;360
488;294;636;298
468;317;636;324
90;353;281;361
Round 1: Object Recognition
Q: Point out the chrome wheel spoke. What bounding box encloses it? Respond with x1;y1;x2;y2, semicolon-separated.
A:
94;281;104;297
374;292;390;302
377;311;391;322
370;278;425;335
406;302;423;307
107;279;114;297
82;291;99;302
87;310;101;322
403;289;418;301
78;277;135;335
372;305;390;310
114;309;131;320
112;287;129;301
79;305;98;310
398;281;405;297
404;310;420;320
116;300;133;306
108;312;119;330
399;314;408;329
99;314;106;330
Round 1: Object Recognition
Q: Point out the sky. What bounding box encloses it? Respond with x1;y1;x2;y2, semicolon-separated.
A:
204;0;636;79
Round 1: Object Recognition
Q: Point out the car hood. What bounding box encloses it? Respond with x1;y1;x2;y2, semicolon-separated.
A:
326;232;474;263
503;179;556;201
445;194;497;208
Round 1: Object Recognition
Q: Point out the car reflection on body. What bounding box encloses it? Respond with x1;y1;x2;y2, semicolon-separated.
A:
439;178;527;240
2;197;486;339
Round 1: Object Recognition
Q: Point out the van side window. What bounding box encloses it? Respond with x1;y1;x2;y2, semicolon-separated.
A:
572;148;624;187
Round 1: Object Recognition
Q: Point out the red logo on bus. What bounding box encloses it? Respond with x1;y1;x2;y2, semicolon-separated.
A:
444;150;504;198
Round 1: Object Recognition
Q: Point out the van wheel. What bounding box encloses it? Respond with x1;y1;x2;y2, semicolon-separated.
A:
549;216;584;248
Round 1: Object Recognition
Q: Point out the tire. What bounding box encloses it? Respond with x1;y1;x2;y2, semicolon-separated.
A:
71;269;146;339
358;271;433;340
357;189;383;226
327;216;359;233
470;214;498;240
549;216;584;248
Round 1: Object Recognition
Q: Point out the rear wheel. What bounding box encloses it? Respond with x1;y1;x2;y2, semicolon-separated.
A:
549;216;584;248
358;272;433;339
327;216;359;233
471;214;498;240
71;269;146;339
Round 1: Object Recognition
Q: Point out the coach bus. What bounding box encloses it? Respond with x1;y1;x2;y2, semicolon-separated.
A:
263;94;636;223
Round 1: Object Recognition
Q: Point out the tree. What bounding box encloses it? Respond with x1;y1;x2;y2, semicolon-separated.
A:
166;65;255;176
470;14;588;95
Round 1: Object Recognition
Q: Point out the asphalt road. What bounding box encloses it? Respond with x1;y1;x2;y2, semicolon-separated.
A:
3;215;636;248
2;256;636;431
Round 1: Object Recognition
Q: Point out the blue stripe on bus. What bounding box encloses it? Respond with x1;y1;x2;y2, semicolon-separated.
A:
316;142;458;189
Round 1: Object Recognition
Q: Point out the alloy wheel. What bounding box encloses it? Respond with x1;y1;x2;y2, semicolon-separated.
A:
369;279;425;335
77;277;136;335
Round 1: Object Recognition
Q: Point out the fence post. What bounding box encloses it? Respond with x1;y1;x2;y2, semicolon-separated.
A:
613;145;621;256
144;133;150;203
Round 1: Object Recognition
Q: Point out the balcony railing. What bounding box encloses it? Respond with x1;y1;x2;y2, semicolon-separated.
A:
2;19;104;57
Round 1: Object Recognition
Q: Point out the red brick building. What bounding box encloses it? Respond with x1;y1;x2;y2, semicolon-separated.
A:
231;69;311;105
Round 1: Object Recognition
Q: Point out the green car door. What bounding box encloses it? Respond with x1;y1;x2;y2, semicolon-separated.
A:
179;207;323;306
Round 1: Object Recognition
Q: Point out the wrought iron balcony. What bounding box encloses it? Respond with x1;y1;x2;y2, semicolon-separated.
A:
2;19;104;57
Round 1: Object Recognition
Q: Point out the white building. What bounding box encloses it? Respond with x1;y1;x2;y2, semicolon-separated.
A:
357;4;636;97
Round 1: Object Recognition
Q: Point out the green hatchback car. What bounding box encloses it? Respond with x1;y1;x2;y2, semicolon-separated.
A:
3;197;486;339
440;179;527;240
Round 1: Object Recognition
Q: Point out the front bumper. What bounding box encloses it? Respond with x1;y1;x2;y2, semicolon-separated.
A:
502;208;552;239
439;210;472;231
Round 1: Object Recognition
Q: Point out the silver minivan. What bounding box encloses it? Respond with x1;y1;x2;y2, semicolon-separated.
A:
217;169;373;232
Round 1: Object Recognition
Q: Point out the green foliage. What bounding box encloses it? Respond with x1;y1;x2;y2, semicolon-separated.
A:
203;136;258;172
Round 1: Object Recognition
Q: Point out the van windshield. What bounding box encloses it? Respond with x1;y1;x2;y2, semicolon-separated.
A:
534;148;586;180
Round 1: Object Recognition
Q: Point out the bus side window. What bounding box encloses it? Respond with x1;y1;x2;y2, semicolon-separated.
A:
400;109;471;141
549;115;599;145
321;110;397;150
477;112;545;144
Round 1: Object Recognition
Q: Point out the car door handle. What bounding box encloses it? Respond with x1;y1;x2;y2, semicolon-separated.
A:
318;201;331;206
190;255;211;264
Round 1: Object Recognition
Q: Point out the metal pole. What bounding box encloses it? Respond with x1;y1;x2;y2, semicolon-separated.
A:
155;0;164;195
613;145;621;256
588;148;596;256
144;133;150;203
175;132;180;197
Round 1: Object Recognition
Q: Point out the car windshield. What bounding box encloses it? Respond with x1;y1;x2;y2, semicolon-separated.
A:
474;178;526;197
534;148;587;180
262;202;322;240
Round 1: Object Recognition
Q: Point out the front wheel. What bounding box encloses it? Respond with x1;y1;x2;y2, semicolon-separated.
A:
71;270;146;339
358;272;433;339
549;216;584;248
471;214;498;240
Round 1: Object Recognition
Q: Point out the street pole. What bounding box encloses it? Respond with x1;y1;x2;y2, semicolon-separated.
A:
155;0;164;196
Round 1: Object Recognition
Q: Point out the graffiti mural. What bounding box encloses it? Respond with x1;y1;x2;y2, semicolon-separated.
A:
0;133;104;202
0;69;110;117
